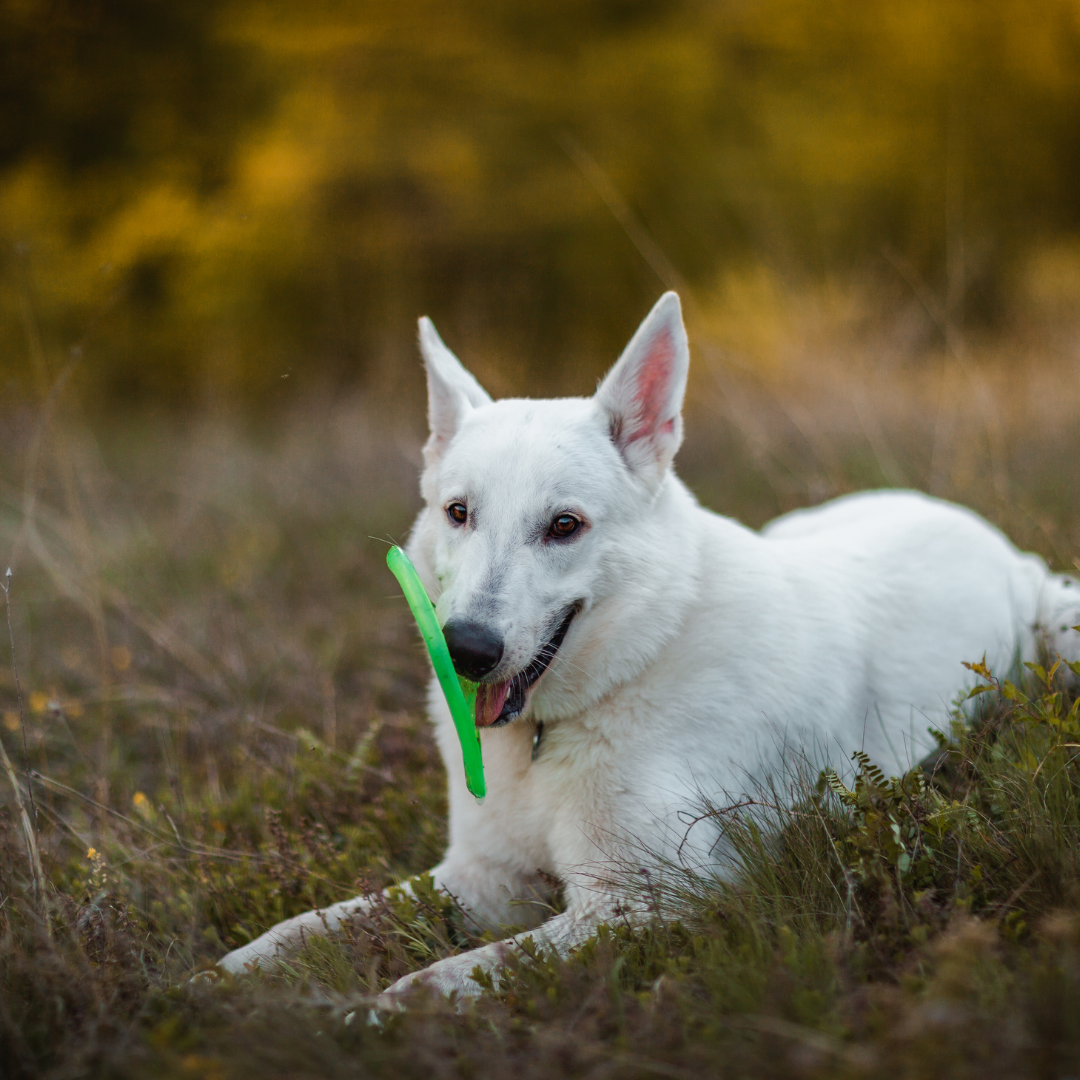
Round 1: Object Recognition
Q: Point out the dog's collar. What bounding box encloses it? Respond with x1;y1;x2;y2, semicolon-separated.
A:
531;720;544;762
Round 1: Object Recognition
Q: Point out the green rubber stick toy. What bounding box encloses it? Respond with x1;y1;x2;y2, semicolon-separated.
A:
386;546;485;800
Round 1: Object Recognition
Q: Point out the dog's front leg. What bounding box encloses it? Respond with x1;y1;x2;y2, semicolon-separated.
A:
216;888;384;975
216;857;546;975
376;894;623;1006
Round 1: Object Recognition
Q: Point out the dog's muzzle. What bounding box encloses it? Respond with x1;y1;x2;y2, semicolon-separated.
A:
474;606;578;728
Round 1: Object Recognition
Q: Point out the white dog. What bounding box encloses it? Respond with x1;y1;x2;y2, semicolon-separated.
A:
219;292;1079;998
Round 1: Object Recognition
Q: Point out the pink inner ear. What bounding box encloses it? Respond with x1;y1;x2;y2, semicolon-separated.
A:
626;327;674;444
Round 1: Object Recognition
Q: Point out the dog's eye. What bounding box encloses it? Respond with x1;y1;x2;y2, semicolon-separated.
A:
446;502;468;525
548;513;580;539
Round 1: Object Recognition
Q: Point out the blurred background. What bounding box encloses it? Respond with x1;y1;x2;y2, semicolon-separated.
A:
2;0;1080;408
0;0;1079;1010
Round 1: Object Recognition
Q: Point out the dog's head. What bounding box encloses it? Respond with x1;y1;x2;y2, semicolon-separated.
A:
407;292;691;727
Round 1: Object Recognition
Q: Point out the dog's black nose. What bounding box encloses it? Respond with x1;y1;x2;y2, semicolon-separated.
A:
442;619;504;680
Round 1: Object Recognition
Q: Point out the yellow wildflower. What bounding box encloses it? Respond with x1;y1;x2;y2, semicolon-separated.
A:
132;791;154;819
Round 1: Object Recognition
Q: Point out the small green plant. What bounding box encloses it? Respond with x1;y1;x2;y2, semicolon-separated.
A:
962;649;1080;765
822;752;975;893
812;642;1080;951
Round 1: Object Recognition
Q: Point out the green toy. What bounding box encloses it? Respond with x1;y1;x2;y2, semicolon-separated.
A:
386;546;486;800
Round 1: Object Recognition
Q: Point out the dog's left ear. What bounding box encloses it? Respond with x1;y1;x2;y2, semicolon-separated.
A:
418;317;493;464
593;291;689;488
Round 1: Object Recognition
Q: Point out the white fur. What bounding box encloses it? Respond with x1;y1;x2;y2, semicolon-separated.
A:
219;292;1080;1002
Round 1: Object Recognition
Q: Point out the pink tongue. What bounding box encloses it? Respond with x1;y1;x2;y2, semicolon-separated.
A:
475;682;511;728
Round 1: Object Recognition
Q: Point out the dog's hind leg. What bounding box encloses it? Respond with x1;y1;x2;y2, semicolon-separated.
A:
1045;572;1080;665
215;858;550;975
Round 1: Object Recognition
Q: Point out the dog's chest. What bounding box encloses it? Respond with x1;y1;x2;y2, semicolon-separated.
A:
468;707;660;869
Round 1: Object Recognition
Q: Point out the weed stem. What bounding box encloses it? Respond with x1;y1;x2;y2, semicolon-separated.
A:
2;568;38;829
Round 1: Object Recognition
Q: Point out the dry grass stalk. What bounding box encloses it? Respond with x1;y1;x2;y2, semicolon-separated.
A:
1;567;49;930
0;734;48;928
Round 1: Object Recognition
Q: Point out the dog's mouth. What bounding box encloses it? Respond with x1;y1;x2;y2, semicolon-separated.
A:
474;606;578;729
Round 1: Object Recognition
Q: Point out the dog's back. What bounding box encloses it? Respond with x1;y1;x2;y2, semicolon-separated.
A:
765;487;1079;665
750;488;1077;772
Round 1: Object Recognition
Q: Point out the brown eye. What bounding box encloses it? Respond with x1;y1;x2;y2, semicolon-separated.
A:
548;513;580;539
446;502;468;525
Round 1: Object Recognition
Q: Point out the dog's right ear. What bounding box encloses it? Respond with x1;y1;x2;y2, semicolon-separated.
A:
418;317;492;462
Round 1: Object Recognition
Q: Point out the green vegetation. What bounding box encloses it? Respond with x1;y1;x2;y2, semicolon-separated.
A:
0;395;1077;1078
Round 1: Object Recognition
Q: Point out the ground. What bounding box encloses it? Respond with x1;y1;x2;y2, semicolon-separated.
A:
1;372;1079;1079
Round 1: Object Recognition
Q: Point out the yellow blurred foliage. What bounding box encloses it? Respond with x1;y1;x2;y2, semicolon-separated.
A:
1;0;1080;405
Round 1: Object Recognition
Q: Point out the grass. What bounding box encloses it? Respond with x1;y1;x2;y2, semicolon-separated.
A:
1;324;1079;1078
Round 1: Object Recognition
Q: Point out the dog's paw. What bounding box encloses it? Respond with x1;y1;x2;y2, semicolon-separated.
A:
375;953;490;1010
216;940;277;976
